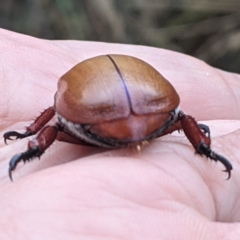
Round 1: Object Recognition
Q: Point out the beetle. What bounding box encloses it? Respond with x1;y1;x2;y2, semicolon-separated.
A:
3;54;232;180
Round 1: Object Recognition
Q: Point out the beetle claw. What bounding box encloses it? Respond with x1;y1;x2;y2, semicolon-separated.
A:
8;147;42;181
3;131;32;144
209;151;232;180
222;169;231;180
198;124;211;138
196;143;232;180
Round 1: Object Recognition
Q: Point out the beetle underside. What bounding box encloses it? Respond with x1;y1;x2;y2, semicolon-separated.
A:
56;106;180;148
3;106;232;181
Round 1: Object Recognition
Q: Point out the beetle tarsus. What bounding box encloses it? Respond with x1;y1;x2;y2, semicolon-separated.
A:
198;124;210;138
8;146;43;181
196;143;232;180
3;131;32;144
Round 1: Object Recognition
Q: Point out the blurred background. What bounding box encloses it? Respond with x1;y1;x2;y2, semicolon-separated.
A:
0;0;240;73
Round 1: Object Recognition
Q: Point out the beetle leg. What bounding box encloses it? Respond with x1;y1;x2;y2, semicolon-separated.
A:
155;117;210;139
195;143;232;180
8;124;59;181
198;123;210;138
179;112;232;179
3;107;55;144
159;121;182;136
3;131;32;144
8;147;40;181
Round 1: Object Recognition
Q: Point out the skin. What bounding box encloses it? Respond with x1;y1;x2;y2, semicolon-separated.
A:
0;28;240;240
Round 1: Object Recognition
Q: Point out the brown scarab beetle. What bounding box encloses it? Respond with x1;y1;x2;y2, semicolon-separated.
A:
4;54;232;180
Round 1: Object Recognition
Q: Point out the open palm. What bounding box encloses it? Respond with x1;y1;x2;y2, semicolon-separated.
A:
0;29;240;240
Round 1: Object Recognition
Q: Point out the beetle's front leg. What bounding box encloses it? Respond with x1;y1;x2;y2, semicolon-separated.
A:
8;124;59;181
198;123;210;138
3;107;55;143
179;112;232;179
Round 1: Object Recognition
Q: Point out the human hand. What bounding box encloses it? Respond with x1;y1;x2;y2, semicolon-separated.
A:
1;28;240;239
